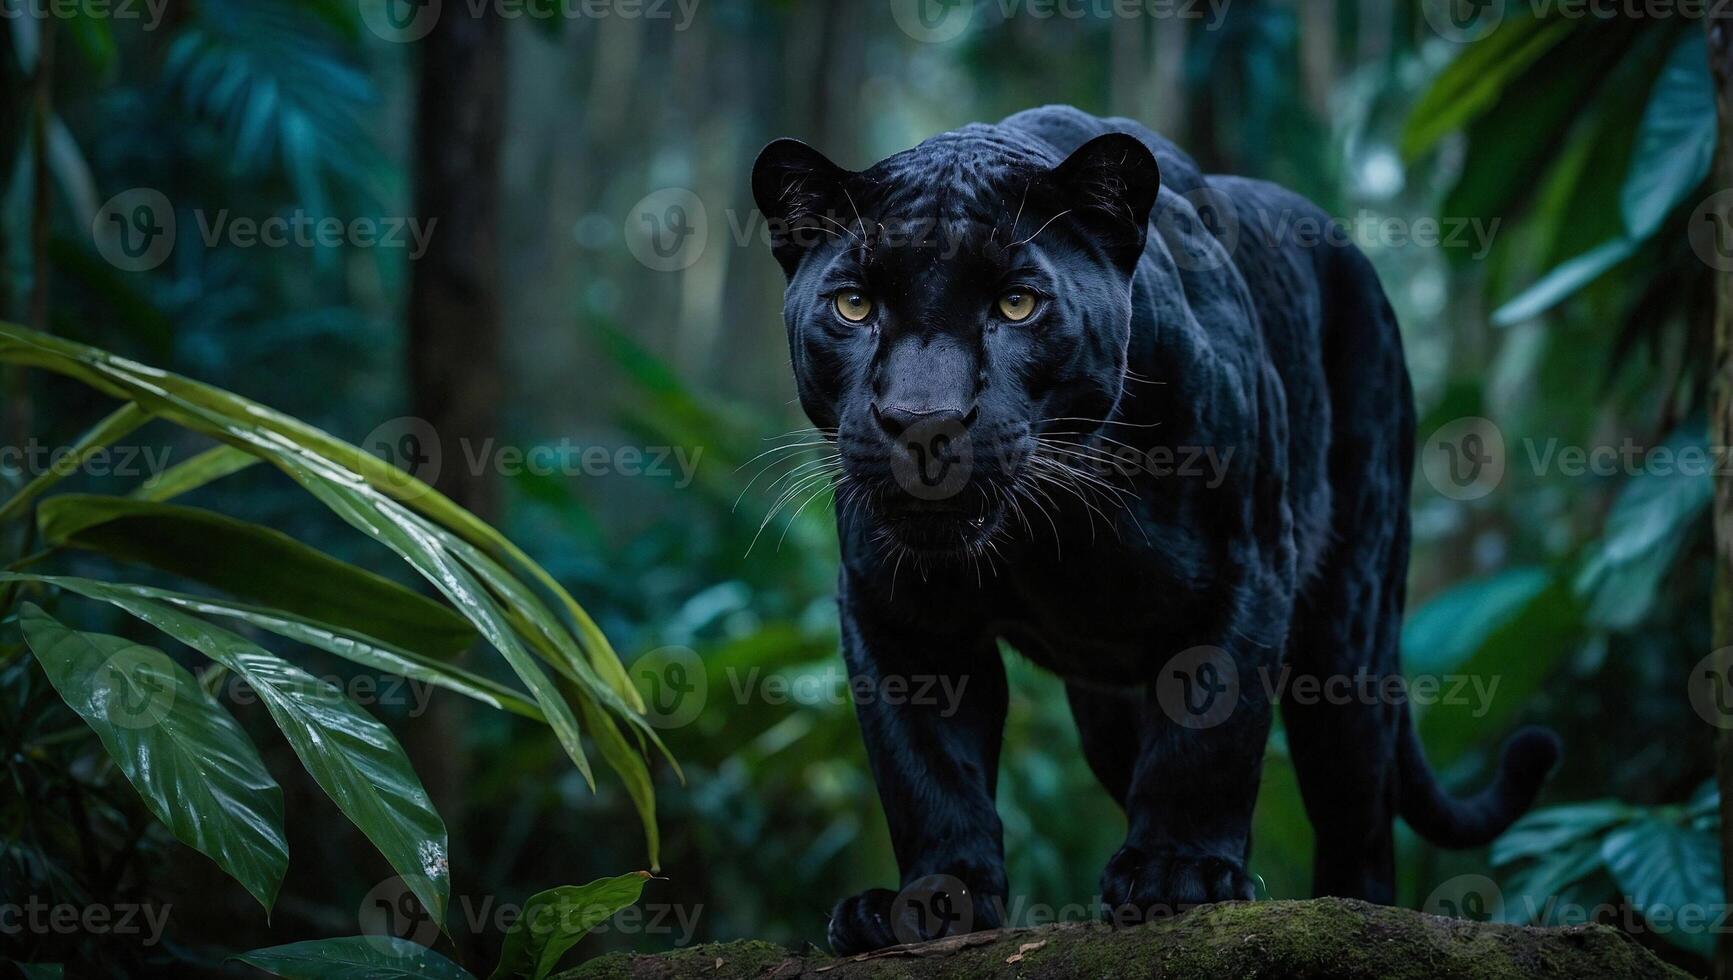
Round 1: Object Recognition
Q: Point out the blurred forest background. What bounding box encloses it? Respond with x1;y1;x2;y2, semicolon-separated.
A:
1;0;1728;976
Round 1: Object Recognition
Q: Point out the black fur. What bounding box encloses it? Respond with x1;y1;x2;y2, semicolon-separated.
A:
750;105;1560;955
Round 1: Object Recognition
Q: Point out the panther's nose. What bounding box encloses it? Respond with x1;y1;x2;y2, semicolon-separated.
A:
871;402;979;440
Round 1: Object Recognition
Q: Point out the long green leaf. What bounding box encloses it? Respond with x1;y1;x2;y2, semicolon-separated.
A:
1402;16;1576;161
20;604;287;912
1;573;540;720
16;578;449;926
488;872;653;980
1490;237;1637;326
131;444;260;502
0;403;148;524
37;495;478;659
1620;32;1715;241
236;937;474;980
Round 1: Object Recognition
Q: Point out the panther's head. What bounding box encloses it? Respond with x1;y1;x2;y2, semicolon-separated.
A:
751;128;1159;558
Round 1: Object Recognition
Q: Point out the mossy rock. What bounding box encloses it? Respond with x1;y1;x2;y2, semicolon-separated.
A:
554;898;1691;979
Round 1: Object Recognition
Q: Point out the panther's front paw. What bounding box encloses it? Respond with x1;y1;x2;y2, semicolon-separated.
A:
827;889;901;955
1098;845;1253;925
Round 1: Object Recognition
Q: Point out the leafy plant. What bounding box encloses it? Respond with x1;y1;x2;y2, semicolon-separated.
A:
235;872;655;980
1493;784;1722;957
0;321;665;955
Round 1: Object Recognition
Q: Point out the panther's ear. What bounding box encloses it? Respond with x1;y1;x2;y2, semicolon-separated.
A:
1047;133;1160;270
752;138;854;278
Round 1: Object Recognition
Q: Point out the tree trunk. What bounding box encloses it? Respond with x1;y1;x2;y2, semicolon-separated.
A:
405;5;506;840
410;8;506;523
1706;13;1733;980
552;899;1689;980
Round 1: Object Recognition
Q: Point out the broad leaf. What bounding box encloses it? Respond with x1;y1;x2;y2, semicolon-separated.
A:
0;573;540;720
1601;820;1724;956
488;872;653;980
1497;839;1607;925
1403;568;1550;675
17;578;449;926
237;937;473;980
1402;16;1575;160
20;604;287;912
1492;800;1637;867
37;494;478;659
1621;33;1714;241
1574;425;1712;629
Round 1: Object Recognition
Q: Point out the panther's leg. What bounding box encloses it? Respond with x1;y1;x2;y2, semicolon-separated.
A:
825;594;1009;955
1097;651;1272;922
1281;241;1413;904
1065;682;1140;807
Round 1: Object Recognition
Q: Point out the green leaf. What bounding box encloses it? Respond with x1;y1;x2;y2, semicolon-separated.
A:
0;403;148;524
131;444;260;502
1601;820;1724;956
1;573;541;721
1412;575;1583;766
1490;237;1638;326
1492;800;1637;867
16;579;449;926
489;872;654;980
1621;33;1715;241
1497;838;1607;925
1403;568;1551;675
236;937;474;979
0;320;661;861
37;495;478;660
1574;425;1712;629
574;691;659;870
1402;16;1576;160
19;604;287;912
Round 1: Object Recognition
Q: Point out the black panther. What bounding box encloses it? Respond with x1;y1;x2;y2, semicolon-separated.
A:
748;105;1559;955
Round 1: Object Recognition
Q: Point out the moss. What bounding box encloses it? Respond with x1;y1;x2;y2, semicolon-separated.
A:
553;898;1692;980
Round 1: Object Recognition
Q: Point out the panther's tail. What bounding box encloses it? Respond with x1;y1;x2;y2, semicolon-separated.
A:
1396;705;1560;848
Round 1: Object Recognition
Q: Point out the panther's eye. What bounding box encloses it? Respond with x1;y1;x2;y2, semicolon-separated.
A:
834;290;874;324
997;290;1037;322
